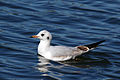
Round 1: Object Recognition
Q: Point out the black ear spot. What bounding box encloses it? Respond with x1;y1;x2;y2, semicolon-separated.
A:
47;37;49;40
41;34;44;36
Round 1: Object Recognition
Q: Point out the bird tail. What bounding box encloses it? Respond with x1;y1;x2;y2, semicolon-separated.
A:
85;40;105;50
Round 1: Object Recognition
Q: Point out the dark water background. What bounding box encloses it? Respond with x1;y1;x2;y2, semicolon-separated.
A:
0;0;120;80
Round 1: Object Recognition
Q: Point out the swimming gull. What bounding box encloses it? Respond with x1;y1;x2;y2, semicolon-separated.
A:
31;30;105;61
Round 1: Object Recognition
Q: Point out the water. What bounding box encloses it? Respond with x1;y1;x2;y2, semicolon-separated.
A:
0;0;120;80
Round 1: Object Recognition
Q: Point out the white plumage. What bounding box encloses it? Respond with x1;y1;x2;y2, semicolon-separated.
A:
31;30;105;61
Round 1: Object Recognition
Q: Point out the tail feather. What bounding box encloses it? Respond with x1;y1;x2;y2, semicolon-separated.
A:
85;40;105;49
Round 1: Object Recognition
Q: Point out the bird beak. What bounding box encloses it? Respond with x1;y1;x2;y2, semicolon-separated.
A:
30;35;39;38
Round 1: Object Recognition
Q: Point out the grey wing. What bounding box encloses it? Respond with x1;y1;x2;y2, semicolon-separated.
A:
49;46;79;57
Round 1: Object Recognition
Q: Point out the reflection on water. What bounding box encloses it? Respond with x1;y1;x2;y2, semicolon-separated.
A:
37;56;50;72
36;51;113;80
37;51;112;73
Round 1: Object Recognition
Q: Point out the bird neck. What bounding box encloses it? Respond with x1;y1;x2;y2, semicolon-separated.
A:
38;40;50;52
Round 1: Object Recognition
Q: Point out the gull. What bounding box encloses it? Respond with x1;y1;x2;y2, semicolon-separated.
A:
31;30;105;61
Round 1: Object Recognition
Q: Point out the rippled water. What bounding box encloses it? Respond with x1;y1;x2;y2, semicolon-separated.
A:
0;0;120;80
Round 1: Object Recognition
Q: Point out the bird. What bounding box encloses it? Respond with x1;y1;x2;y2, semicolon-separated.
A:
31;30;105;61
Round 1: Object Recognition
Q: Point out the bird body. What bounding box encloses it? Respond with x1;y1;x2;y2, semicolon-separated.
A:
31;30;105;61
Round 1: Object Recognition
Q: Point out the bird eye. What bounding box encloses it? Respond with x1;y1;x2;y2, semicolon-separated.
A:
41;34;44;36
47;37;49;40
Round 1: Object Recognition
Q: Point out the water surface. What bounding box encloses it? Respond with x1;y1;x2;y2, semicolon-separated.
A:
0;0;120;80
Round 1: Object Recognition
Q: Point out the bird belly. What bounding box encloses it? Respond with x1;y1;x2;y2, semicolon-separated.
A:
50;55;72;61
38;50;72;61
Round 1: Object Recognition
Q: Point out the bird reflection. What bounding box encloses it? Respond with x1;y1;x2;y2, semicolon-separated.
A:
36;53;111;73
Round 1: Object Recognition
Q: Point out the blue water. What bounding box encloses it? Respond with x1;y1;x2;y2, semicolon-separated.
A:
0;0;120;80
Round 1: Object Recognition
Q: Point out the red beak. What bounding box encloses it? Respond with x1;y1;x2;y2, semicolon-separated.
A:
31;35;39;38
